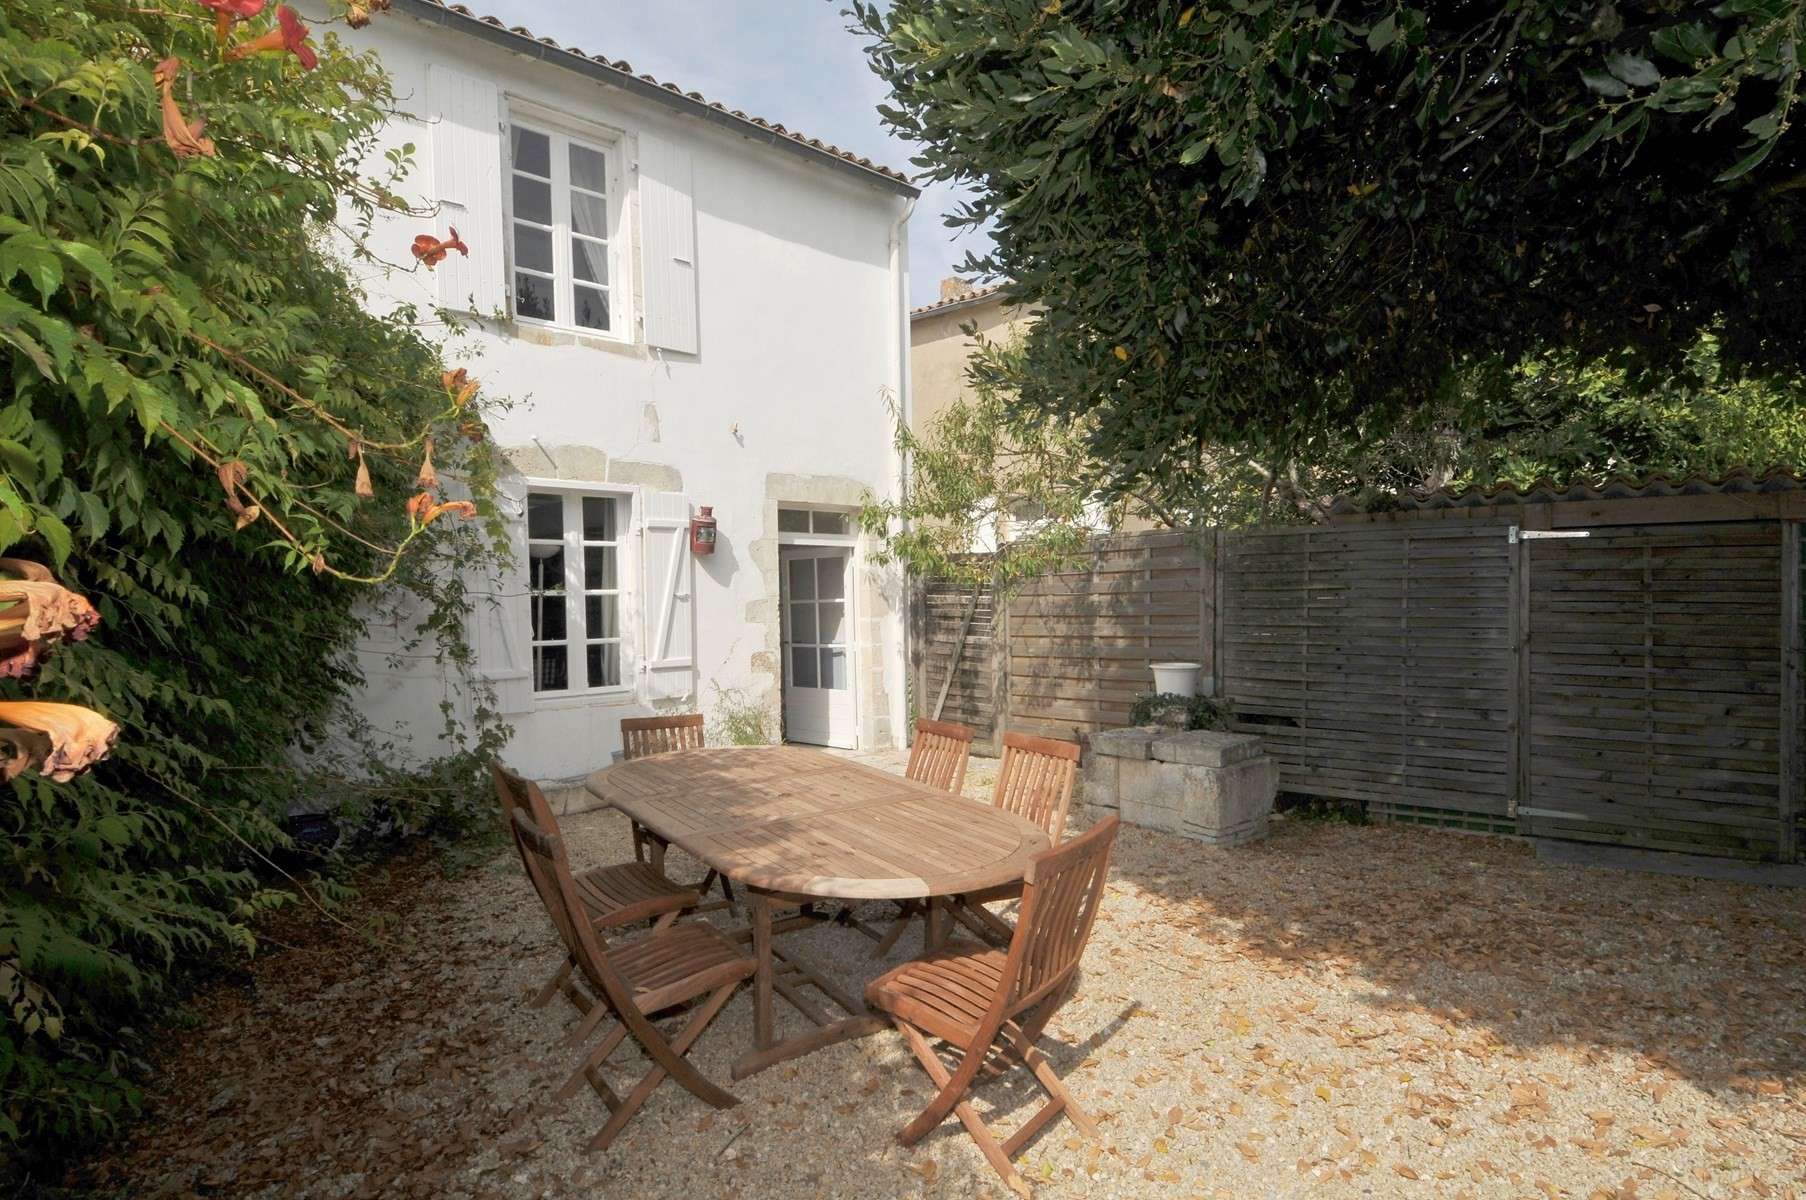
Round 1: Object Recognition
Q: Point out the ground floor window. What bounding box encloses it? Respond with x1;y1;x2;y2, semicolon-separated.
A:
526;490;626;694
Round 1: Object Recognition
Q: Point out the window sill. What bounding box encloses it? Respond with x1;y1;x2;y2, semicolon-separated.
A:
507;317;645;359
529;687;639;711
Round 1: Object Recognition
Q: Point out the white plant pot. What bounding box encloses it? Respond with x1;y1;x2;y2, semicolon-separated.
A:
1151;661;1203;698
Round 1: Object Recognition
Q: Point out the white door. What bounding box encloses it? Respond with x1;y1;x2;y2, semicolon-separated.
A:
781;547;855;748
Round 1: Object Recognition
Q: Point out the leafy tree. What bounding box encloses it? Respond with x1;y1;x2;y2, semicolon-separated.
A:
0;0;504;1160
853;0;1806;498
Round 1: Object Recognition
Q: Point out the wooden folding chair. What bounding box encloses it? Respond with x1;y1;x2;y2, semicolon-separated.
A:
619;714;735;910
867;816;1119;1197
511;806;755;1150
866;719;976;957
492;762;700;1009
945;732;1081;946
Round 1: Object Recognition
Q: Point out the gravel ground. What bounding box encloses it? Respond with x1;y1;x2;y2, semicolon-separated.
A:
79;752;1806;1199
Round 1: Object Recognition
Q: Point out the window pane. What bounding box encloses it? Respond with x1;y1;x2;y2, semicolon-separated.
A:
572;235;609;284
533;644;567;692
586;594;618;639
817;600;844;645
573;284;609;332
531;591;566;641
790;644;817;688
512;174;552;226
571;188;609;238
511;126;550;177
526;493;563;540
586;642;620;688
570;142;607;193
820;648;847;691
778;508;810;533
584;545;617;590
513;223;552;273
789;602;816;645
812;511;850;535
515;272;553;320
816;558;845;600
528;543;565;590
581;496;616;541
787;556;815;600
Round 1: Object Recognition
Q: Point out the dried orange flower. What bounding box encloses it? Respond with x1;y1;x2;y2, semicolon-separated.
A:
153;58;216;160
0;701;119;783
0;560;100;679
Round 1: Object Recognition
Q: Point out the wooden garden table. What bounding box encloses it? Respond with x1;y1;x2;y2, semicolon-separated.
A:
584;745;1049;1079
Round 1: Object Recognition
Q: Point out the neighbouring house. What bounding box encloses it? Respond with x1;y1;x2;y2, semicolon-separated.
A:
343;0;919;779
908;278;1027;440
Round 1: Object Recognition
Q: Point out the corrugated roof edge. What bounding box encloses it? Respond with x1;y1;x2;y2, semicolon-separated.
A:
910;283;1007;318
1325;465;1806;515
393;0;918;198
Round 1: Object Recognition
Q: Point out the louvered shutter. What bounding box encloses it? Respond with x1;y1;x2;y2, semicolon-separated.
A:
637;135;699;354
639;492;696;701
427;65;506;315
469;476;534;715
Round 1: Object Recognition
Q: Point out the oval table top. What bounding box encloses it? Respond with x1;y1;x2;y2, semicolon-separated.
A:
585;745;1050;900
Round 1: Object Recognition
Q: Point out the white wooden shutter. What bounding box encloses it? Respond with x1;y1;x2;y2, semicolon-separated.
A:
469;475;534;715
639;492;696;701
638;135;699;354
427;65;506;315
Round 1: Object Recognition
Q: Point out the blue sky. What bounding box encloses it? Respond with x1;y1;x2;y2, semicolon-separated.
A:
471;0;984;307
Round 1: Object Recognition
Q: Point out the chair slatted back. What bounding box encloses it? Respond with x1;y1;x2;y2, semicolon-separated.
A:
510;807;650;1026
991;732;1081;842
1003;816;1118;1017
906;718;973;794
621;713;705;760
493;762;592;961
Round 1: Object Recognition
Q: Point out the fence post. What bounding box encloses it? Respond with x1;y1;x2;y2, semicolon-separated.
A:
992;585;1010;755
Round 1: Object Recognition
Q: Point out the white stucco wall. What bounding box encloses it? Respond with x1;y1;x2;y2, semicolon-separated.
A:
336;9;913;780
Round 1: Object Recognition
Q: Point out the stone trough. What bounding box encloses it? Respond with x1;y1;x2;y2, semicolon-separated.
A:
1081;728;1278;847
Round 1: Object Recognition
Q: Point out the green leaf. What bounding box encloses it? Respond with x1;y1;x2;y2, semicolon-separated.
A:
1367;12;1397;52
1606;53;1661;89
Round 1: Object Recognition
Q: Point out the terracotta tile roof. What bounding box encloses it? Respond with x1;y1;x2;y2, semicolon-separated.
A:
911;283;1006;317
397;0;916;193
1325;465;1806;515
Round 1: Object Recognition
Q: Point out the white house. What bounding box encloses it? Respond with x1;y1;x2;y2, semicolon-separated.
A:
343;0;918;780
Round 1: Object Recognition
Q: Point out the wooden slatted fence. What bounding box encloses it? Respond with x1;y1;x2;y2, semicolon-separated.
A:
905;496;1804;862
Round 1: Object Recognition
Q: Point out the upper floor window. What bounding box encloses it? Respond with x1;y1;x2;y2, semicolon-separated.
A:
509;122;620;335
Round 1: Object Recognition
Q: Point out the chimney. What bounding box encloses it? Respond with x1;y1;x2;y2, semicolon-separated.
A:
939;276;971;302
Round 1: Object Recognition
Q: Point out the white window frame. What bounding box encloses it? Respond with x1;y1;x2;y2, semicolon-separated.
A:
776;505;859;548
503;101;632;342
524;484;636;701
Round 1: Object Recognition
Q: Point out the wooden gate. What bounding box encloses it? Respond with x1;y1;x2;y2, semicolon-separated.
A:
1517;522;1792;859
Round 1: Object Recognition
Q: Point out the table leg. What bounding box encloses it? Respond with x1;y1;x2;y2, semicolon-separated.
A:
926;895;946;953
751;891;773;1051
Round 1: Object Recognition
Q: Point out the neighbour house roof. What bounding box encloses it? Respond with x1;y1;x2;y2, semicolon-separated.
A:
911;283;1006;319
393;0;918;198
1324;465;1806;516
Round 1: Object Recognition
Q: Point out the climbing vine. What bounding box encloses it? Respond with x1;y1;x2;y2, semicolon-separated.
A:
0;0;510;1163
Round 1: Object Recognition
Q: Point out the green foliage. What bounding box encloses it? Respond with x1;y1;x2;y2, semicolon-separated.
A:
853;1;1806;501
0;0;506;1166
1127;692;1229;732
860;355;1134;591
708;684;777;747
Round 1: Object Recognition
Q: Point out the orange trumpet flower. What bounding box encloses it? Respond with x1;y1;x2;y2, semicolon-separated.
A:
346;0;390;28
225;4;318;71
153;58;216;160
406;492;476;526
198;0;265;44
0;701;119;783
411;226;469;269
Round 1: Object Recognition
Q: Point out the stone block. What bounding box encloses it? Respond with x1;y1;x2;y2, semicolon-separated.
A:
1078;753;1121;815
1151;730;1265;768
1179;757;1278;847
1090;726;1159;760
